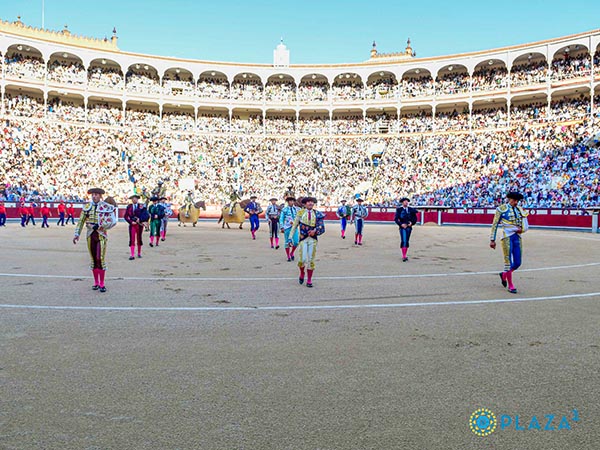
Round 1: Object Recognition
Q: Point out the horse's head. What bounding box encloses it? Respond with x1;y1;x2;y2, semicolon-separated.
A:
194;201;206;211
239;199;251;209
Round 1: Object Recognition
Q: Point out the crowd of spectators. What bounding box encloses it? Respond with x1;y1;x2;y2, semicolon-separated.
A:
162;111;195;131
197;78;229;99
4;47;600;93
331;81;363;101
472;107;508;129
551;53;592;80
399;113;434;133
230;115;262;133
401;76;436;98
125;71;162;95
436;71;470;96
511;60;548;87
1;112;598;209
436;110;470;131
2;45;600;212
511;102;548;123
87;103;123;126
331;115;363;134
411;120;599;208
197;114;230;133
297;81;328;102
231;79;263;101
365;113;400;134
472;66;508;91
6;55;600;104
124;109;160;128
47;99;86;123
2;89;595;133
88;66;123;90
47;60;86;85
365;78;397;100
551;96;590;121
163;75;195;97
265;116;296;134
3;94;45;118
4;54;45;80
264;81;296;103
297;117;329;135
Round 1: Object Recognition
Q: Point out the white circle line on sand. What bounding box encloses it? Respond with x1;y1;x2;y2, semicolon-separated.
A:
0;291;599;312
0;262;598;282
536;233;600;242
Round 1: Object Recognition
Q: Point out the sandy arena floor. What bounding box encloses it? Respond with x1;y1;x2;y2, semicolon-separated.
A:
0;221;599;450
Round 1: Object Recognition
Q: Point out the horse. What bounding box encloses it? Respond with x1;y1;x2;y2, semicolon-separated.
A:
178;201;206;227
218;199;251;229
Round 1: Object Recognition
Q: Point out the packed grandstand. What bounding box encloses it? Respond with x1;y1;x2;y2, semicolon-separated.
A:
0;17;599;209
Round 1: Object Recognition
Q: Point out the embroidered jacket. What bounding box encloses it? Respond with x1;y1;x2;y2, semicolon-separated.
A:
394;207;418;227
279;205;301;230
75;201;117;238
266;204;281;220
490;204;529;240
290;208;325;242
336;204;352;219
351;204;369;220
244;201;263;216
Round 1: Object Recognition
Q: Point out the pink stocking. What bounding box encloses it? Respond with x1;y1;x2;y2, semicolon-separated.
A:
506;270;515;290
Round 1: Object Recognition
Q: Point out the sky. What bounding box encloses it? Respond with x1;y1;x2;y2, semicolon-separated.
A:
2;0;600;64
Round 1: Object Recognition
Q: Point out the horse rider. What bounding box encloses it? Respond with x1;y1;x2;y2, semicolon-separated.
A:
183;190;195;218
228;188;241;216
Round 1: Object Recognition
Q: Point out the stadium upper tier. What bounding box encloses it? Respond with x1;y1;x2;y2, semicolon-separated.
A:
1;18;599;133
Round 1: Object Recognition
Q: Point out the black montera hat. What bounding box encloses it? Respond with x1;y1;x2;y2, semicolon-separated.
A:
301;196;317;204
506;191;524;200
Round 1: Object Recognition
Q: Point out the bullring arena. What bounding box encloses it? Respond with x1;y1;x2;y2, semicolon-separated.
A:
1;9;600;450
1;222;600;449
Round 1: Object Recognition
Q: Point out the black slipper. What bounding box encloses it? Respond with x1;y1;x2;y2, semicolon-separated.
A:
499;272;507;288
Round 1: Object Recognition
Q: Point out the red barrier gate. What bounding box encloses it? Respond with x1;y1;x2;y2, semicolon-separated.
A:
1;204;593;230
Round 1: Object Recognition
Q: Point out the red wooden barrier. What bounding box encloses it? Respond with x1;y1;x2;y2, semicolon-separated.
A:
1;204;593;229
